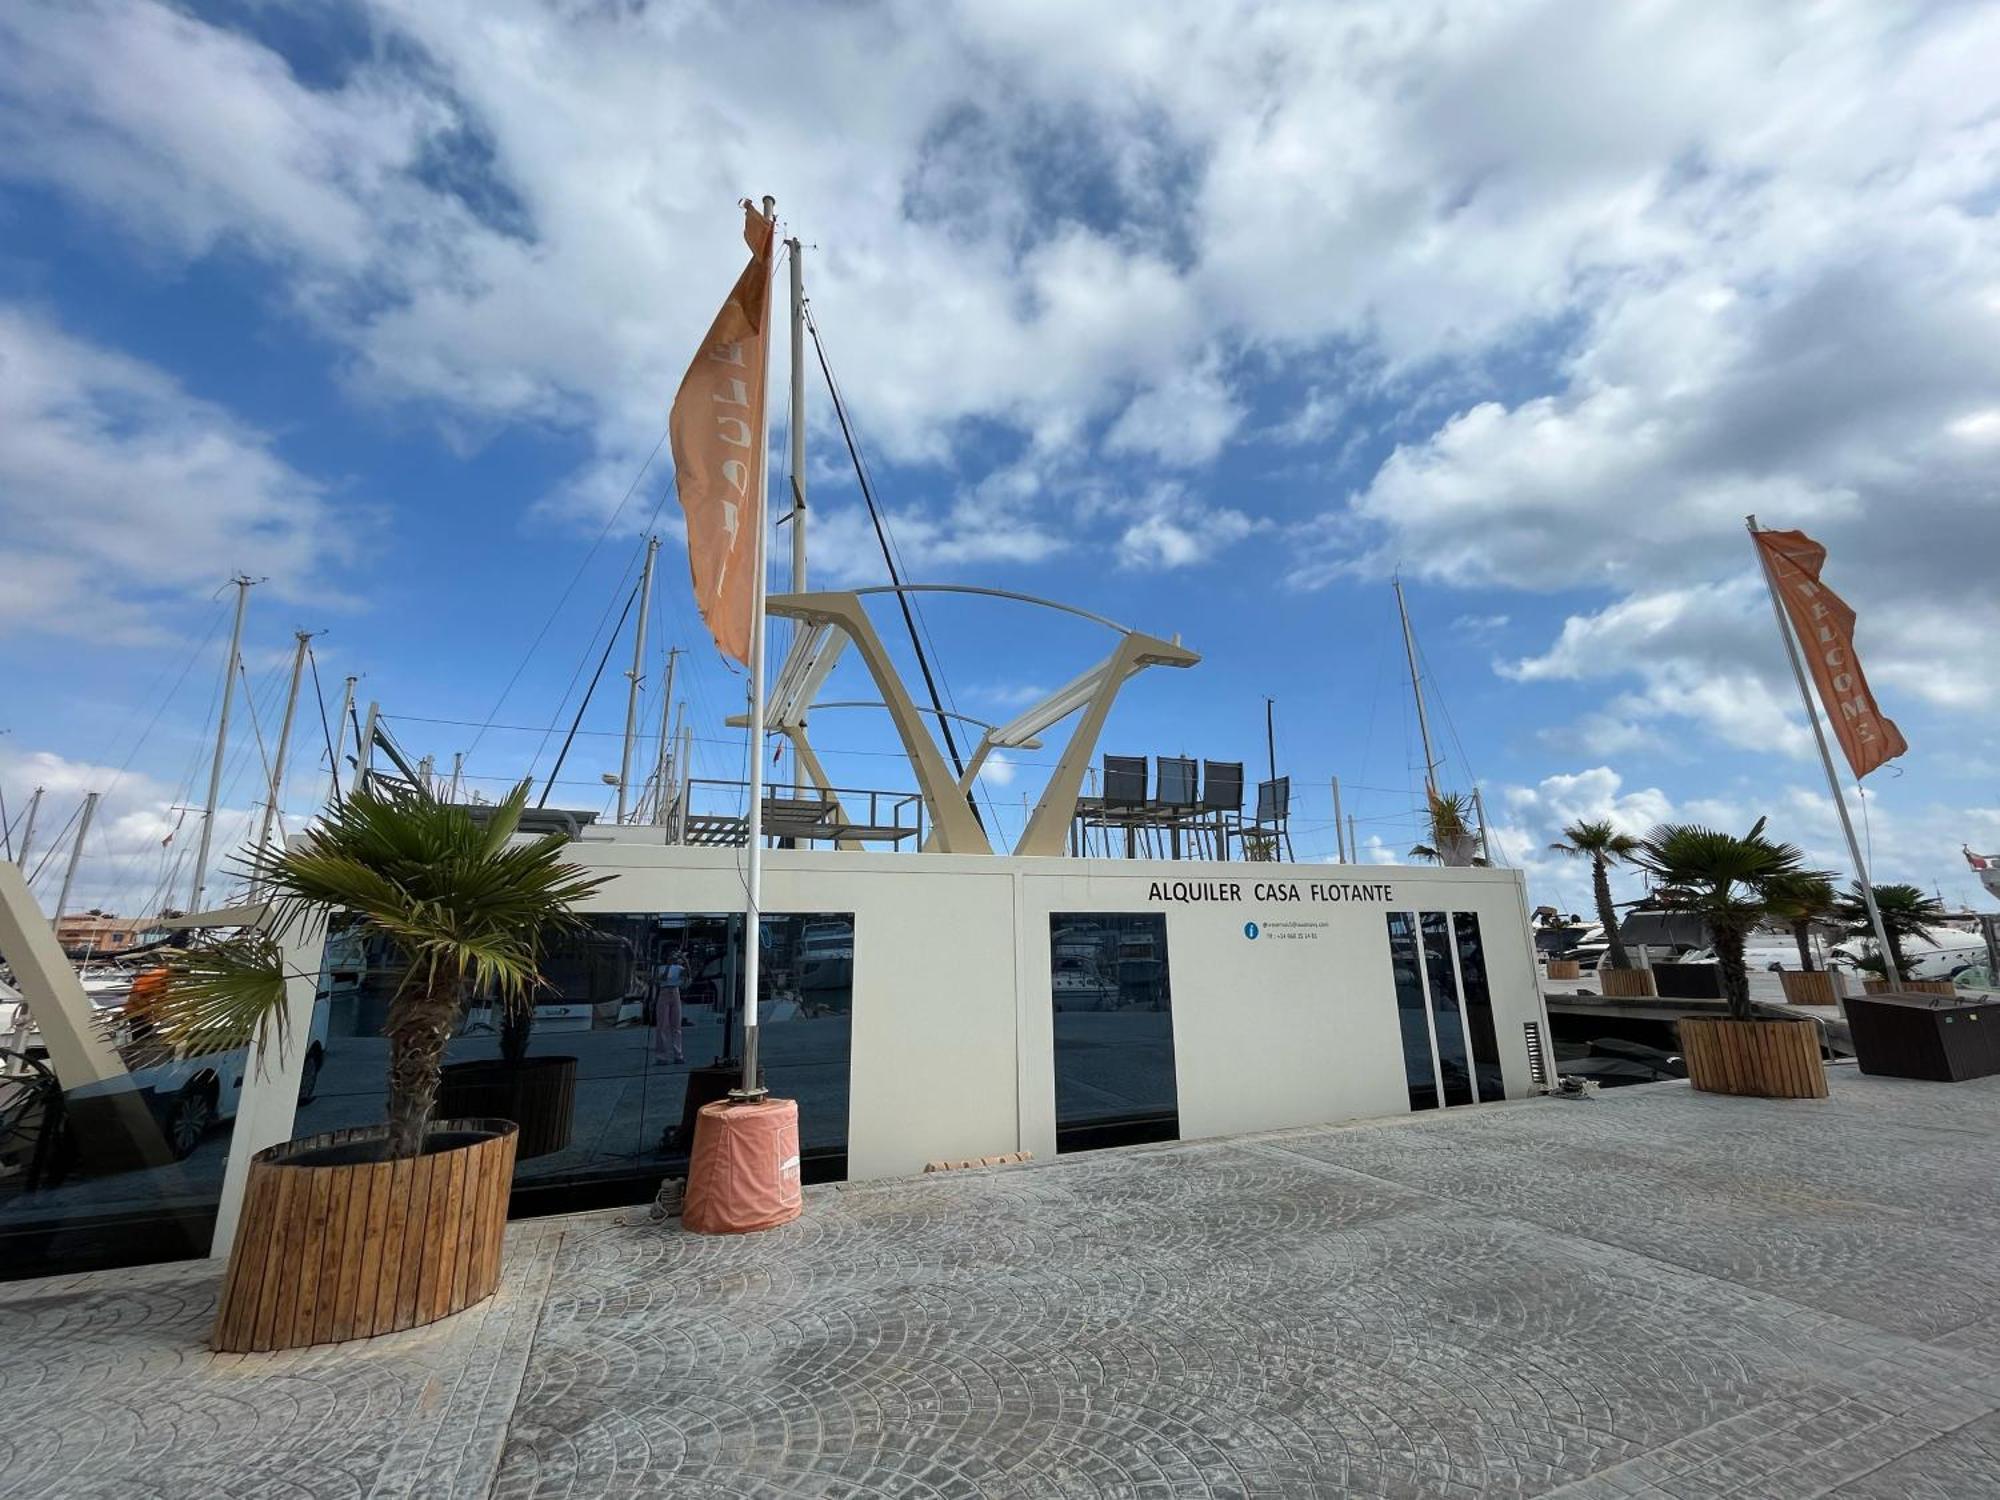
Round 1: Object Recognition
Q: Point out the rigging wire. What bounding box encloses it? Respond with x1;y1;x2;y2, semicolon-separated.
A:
466;425;675;763
522;488;681;784
308;644;340;804
802;299;986;830
538;580;641;808
24;799;84;889
238;659;279;826
97;597;231;810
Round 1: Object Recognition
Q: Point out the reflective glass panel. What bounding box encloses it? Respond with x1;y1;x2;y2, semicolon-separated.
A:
1386;911;1438;1110
1421;911;1474;1107
2;958;243;1278
1050;913;1176;1150
1452;913;1503;1101
294;910;852;1217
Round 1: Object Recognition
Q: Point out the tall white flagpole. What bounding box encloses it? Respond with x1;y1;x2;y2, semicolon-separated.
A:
1747;515;1900;987
736;195;779;1100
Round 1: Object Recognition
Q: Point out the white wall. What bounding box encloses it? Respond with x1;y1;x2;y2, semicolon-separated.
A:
219;841;1547;1239
1009;860;1544;1156
558;842;1547;1176
560;842;1021;1181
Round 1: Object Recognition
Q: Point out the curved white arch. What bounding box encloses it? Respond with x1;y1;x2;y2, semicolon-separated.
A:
849;584;1131;636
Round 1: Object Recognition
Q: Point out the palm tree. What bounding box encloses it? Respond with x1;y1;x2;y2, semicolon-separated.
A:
1833;880;1946;982
1547;819;1641;970
1762;873;1839;972
1636;818;1804;1020
1409;790;1484;866
148;780;606;1157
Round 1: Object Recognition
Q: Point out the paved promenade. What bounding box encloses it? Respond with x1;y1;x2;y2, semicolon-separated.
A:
5;1068;2000;1497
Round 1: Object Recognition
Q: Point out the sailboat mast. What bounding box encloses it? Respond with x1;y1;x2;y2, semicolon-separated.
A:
52;791;99;930
330;674;357;804
649;646;681;825
255;630;312;871
14;786;43;871
787;236;808;596
617;536;661;824
1394;576;1440;801
786;234;807;801
192;575;254;914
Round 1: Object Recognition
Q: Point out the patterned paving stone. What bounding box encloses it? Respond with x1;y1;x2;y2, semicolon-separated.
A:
0;1219;567;1500
5;1073;2000;1496
1266;1070;2000;1340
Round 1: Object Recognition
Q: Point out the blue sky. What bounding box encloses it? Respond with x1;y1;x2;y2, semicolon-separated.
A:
2;0;1996;920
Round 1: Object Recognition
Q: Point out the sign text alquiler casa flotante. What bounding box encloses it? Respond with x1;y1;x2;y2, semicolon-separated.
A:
1146;880;1397;905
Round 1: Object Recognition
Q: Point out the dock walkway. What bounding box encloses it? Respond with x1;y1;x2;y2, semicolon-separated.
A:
5;1068;2000;1497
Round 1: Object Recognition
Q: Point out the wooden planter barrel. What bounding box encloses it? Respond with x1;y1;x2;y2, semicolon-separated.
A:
1780;970;1842;1006
1865;978;1956;996
213;1119;518;1353
437;1056;576;1160
1599;967;1657;999
1545;959;1581;980
1679;1017;1827;1099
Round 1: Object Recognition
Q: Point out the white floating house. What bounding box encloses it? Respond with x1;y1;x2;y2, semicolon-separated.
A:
0;586;1551;1277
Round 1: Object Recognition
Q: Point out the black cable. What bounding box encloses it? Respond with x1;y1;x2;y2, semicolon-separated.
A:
539;581;640;808
468;425;674;761
24;800;84;888
308;644;340;804
804;303;980;827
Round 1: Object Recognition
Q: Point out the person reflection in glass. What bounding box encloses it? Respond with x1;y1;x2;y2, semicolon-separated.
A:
652;946;688;1065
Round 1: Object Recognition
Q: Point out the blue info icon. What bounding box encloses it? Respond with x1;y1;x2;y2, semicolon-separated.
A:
1243;921;1260;940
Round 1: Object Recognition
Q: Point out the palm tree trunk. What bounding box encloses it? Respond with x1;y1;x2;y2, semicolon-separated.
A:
1716;925;1754;1022
385;976;460;1157
1593;857;1630;970
1792;918;1815;973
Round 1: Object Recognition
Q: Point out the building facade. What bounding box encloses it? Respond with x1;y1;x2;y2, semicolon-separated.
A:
1;839;1552;1280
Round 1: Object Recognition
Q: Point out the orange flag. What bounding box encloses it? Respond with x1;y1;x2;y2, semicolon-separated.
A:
671;203;776;666
1755;528;1907;778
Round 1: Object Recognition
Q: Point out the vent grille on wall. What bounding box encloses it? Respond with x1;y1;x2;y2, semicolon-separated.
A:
1523;1020;1549;1088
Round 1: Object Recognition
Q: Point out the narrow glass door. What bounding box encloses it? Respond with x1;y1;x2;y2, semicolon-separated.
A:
1050;913;1178;1152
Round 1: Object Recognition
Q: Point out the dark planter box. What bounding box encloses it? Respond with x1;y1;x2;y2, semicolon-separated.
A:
1845;993;2000;1083
1652;961;1724;1000
437;1056;576;1159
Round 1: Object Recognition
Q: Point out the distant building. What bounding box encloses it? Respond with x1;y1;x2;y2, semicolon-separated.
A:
55;911;165;956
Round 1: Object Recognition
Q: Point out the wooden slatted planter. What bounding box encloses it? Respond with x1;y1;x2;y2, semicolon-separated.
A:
1780;970;1842;1006
1865;978;1956;997
1679;1017;1827;1099
212;1119;517;1353
1598;967;1657;998
1545;959;1581;980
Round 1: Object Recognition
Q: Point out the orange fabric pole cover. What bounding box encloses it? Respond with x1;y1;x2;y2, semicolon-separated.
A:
681;1097;802;1235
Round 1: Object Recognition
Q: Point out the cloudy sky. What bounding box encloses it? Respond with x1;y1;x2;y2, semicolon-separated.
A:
2;0;1996;920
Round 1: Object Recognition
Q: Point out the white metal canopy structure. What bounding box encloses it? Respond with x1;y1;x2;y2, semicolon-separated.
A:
744;586;1199;856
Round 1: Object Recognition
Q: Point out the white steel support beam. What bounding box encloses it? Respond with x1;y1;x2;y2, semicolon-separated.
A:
1013;630;1200;857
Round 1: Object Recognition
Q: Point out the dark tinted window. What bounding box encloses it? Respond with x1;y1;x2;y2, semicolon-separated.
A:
1387;911;1437;1110
1453;912;1503;1101
1050;913;1176;1150
1421;911;1474;1107
295;910;852;1216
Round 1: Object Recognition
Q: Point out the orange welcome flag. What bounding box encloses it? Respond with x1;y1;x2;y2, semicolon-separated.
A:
670;203;777;666
1755;528;1907;779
